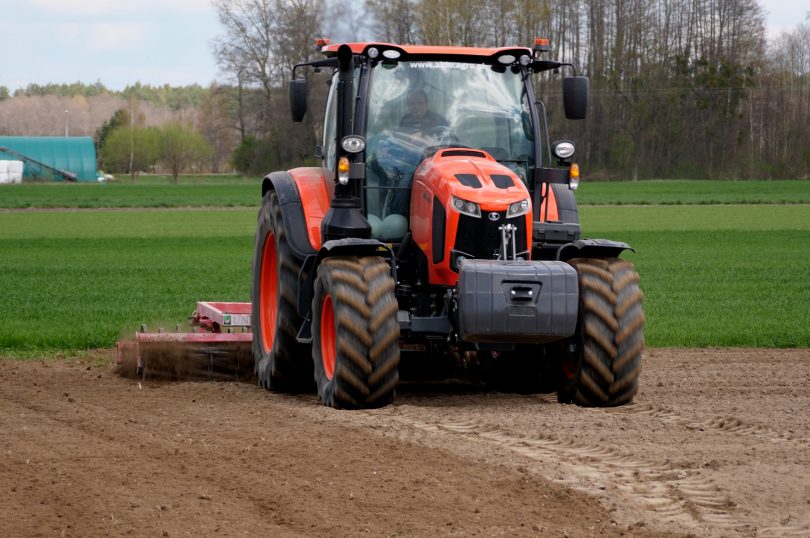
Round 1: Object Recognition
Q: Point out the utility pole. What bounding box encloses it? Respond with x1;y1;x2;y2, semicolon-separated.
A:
129;93;135;183
64;109;69;137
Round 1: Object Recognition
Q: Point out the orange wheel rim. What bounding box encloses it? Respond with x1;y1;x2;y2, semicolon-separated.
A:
259;233;278;353
320;294;336;380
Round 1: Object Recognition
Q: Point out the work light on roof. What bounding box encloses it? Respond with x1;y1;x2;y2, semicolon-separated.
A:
367;47;379;59
497;54;516;65
382;49;401;60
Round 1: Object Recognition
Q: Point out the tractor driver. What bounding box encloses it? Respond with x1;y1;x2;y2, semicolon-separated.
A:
399;89;448;134
366;90;450;240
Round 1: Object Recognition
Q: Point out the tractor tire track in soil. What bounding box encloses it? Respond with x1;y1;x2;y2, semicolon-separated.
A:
1;348;809;537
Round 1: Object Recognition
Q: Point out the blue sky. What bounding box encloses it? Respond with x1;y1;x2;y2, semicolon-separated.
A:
760;0;810;37
0;0;221;90
0;0;806;91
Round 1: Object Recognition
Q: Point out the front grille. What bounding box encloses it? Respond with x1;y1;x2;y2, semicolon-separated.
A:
453;212;527;265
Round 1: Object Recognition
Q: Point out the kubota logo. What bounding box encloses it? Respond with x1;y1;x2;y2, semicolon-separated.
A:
488;212;500;221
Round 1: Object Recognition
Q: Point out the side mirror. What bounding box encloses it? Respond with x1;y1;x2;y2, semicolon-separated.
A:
562;76;589;120
290;79;308;122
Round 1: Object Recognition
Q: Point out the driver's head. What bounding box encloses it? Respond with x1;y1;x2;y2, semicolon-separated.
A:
406;89;429;118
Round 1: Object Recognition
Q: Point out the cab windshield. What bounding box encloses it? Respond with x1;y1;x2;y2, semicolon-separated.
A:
364;60;534;233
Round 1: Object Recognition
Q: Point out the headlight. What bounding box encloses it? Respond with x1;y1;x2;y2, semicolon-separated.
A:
507;199;531;217
341;135;366;153
452;196;481;218
552;140;576;160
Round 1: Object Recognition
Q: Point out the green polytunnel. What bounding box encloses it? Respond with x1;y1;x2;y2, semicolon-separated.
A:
0;136;98;182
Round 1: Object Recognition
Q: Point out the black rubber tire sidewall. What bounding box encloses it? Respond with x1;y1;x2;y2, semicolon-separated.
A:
312;256;400;409
251;191;312;391
560;257;644;407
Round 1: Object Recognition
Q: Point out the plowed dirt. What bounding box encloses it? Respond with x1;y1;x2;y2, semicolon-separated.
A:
1;348;808;537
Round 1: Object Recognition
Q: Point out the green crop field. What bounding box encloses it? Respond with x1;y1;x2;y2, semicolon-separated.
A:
3;177;810;209
0;209;256;356
1;179;809;356
0;175;262;209
575;179;810;205
579;205;810;347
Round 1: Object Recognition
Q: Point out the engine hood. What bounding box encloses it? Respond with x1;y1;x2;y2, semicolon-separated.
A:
413;148;529;209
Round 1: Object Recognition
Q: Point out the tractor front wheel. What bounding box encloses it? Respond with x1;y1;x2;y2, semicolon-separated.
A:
312;256;400;409
558;257;645;406
251;191;312;391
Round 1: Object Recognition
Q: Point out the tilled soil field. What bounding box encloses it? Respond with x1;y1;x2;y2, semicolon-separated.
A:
1;348;808;537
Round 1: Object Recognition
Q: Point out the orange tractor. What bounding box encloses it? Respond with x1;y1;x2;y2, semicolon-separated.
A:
250;40;645;408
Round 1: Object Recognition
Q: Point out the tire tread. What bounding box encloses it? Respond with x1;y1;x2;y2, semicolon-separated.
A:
563;257;644;407
312;256;400;408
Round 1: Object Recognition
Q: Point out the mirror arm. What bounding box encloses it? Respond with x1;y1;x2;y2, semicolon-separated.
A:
532;61;579;76
292;58;339;80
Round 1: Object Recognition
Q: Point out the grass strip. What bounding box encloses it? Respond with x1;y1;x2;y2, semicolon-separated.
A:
2;179;810;209
576;179;810;205
1;205;808;353
0;181;261;209
1;210;256;354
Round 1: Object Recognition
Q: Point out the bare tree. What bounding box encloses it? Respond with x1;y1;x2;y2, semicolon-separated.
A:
365;0;418;43
160;121;213;183
198;84;238;172
212;0;326;169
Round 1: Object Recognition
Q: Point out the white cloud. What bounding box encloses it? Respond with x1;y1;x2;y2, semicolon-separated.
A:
52;22;83;43
28;0;210;16
48;20;148;52
85;22;148;52
758;1;810;40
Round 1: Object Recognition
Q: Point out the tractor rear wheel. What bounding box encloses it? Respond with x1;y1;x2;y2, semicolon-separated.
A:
312;256;400;409
558;257;644;406
251;191;312;391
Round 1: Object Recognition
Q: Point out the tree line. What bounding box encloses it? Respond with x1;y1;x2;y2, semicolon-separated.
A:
210;0;810;179
95;107;211;183
0;82;208;111
2;0;807;180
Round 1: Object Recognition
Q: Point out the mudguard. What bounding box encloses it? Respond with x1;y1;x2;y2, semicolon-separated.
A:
557;238;634;261
261;171;317;260
297;238;396;321
531;178;581;255
550;183;579;224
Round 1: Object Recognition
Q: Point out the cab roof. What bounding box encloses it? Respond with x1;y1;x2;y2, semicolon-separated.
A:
321;42;533;60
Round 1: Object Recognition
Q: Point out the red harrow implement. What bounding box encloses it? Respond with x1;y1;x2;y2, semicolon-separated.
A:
115;302;254;381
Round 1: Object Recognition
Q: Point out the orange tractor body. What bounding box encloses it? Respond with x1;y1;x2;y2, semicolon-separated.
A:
121;41;645;410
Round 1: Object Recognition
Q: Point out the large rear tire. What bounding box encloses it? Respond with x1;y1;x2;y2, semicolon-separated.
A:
312;256;400;409
558;257;644;406
251;191;312;391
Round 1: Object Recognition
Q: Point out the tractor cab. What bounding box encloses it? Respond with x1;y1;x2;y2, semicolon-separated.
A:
363;57;535;242
291;42;588;261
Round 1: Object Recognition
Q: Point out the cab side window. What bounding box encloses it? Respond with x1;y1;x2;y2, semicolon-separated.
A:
322;73;338;173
